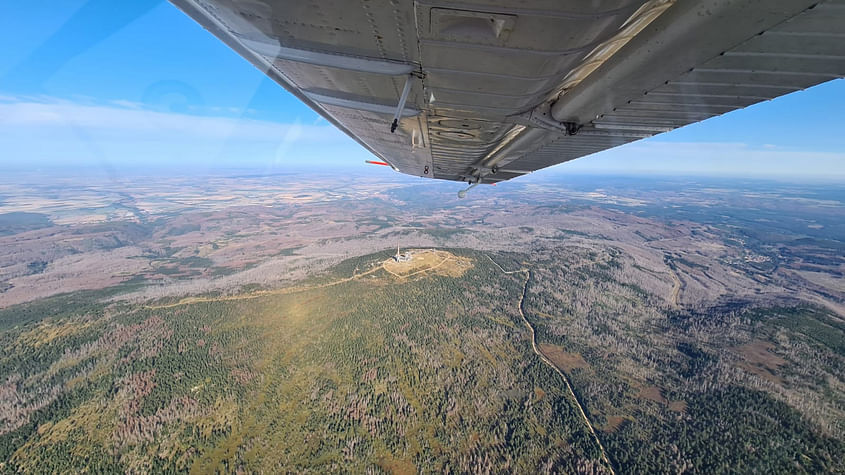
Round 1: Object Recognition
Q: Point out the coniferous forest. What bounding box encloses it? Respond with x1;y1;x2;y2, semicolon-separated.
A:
1;248;842;473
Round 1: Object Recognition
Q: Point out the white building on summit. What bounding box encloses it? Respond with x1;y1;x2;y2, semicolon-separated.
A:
394;244;412;262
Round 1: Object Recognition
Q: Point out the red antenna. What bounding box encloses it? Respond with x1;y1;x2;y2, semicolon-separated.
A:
365;160;390;166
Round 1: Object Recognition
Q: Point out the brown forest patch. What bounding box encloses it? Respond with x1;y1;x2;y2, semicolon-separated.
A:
539;344;589;372
377;454;416;475
733;340;787;384
637;386;667;404
600;416;627;433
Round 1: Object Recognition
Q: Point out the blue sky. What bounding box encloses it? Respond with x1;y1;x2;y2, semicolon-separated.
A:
1;0;843;180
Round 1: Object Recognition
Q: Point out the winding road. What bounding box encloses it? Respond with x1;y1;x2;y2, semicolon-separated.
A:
666;257;682;308
488;255;616;474
148;263;385;309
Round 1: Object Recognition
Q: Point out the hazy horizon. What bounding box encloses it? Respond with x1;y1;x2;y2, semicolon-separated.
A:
2;161;844;185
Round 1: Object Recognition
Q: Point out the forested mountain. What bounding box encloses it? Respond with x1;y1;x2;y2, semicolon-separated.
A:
1;248;842;472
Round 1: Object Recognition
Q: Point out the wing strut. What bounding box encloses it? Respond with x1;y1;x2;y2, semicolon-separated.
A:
457;183;478;199
391;74;414;133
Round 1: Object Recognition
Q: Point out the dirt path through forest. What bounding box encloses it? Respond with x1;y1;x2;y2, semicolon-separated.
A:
149;252;453;310
147;265;383;309
489;255;616;474
669;266;682;307
663;254;682;308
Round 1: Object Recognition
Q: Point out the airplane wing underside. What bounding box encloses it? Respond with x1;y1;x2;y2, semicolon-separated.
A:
170;0;844;184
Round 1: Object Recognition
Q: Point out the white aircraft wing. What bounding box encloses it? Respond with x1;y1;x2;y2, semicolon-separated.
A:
170;0;844;185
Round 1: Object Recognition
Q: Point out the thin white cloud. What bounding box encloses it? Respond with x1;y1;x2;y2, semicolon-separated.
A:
108;99;143;109
0;95;367;169
0;95;345;142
